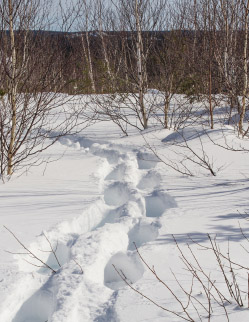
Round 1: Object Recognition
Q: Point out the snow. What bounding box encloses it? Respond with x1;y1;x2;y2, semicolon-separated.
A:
1;95;249;321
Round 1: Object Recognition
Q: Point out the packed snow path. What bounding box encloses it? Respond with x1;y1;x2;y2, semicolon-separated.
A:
1;128;249;322
0;139;178;322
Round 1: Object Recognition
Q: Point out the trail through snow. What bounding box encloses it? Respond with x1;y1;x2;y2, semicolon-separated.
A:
0;137;176;322
1;121;249;321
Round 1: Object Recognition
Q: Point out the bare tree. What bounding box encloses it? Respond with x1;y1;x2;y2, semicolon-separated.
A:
77;0;96;93
95;0;114;88
212;0;242;115
109;0;165;130
239;0;249;135
0;0;90;179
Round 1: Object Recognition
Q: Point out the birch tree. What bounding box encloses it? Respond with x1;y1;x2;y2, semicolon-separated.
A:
239;0;249;135
0;0;89;178
112;0;165;129
81;0;96;93
212;0;241;113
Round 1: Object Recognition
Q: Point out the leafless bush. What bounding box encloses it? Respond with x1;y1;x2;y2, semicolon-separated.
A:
114;228;249;321
4;226;58;273
90;93;145;135
205;126;249;153
4;226;83;275
0;0;93;179
142;130;222;177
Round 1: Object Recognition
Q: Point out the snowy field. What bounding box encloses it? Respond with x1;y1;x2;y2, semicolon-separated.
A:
1;94;249;321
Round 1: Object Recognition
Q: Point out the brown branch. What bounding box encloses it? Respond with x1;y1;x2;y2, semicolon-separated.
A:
112;264;193;322
4;225;57;274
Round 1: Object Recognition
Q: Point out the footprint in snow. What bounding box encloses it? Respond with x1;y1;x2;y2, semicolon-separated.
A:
104;182;133;207
137;170;161;190
128;220;161;250
136;151;159;170
91;145;127;164
145;190;177;218
104;252;144;291
105;163;127;181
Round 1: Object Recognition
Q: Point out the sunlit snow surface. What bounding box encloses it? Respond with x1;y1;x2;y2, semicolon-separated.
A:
1;94;249;321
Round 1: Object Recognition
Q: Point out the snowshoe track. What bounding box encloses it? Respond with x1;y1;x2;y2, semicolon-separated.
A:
0;140;178;322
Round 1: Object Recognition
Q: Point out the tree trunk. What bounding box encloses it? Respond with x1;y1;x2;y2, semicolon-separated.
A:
97;0;113;91
209;56;214;129
239;0;249;135
135;0;147;129
81;33;96;93
7;0;17;176
164;96;170;129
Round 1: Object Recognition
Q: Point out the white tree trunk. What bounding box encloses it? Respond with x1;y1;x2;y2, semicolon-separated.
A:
135;0;147;129
97;0;113;88
239;0;249;135
7;0;17;175
81;32;96;93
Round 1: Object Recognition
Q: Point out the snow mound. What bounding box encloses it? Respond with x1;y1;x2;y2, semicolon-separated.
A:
145;190;177;217
52;199;109;236
104;252;144;290
162;127;208;144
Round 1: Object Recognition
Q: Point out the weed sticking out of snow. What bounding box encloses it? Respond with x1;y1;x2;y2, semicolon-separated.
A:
38;242;71;274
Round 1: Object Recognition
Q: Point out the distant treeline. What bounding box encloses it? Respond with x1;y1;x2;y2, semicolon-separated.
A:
0;29;245;98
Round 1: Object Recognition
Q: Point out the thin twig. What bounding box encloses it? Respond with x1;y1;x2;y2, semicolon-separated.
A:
4;226;57;274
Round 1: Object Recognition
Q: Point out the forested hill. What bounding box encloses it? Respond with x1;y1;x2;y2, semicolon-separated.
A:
0;28;245;98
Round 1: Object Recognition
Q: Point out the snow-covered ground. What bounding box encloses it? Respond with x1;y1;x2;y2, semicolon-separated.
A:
1;96;249;321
